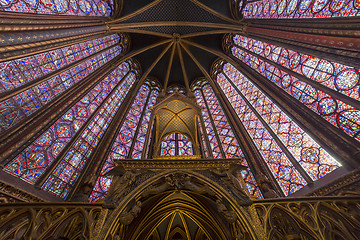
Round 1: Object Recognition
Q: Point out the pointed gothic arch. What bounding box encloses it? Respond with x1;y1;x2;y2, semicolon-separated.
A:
96;169;260;240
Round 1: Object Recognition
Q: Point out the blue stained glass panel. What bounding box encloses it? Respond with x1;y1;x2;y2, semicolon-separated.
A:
4;62;130;187
222;63;341;182
194;82;263;198
42;70;136;198
0;35;123;133
0;0;112;16
243;0;359;18
89;83;154;202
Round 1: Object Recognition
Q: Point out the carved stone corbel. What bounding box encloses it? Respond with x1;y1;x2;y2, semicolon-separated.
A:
119;200;142;225
210;164;253;205
216;198;237;223
103;166;141;208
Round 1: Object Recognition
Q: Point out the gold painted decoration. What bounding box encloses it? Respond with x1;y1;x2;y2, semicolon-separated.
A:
114;158;246;170
154;154;201;160
0;203;102;239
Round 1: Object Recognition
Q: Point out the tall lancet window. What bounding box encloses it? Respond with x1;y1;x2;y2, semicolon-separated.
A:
228;35;360;142
3;60;137;198
192;80;263;198
213;60;341;196
0;34;127;133
242;0;359;19
89;80;159;202
0;0;113;16
160;132;194;156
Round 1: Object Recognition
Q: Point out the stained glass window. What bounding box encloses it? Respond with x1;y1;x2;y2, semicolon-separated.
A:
194;88;223;159
242;0;360;18
198;119;209;158
4;61;131;189
193;81;262;198
214;72;307;195
0;35;125;133
233;35;360;102
41;70;137;198
160;132;194;156
89;82;159;202
0;35;120;94
0;0;113;16
230;35;360;141
221;62;341;183
131;87;159;159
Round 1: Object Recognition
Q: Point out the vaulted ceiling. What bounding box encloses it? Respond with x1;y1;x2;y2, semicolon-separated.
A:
108;0;245;91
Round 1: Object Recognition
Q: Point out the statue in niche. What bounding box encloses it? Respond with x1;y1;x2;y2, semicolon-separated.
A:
166;172;186;190
216;199;237;223
141;173;186;198
71;174;97;202
142;176;173;198
119;200;142;225
183;175;216;196
260;181;279;198
142;173;216;197
257;173;279;198
211;164;253;205
104;166;144;208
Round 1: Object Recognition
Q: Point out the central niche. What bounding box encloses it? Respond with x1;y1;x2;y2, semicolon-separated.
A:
150;91;202;158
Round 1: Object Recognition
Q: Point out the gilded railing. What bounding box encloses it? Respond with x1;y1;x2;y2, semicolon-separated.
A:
252;196;360;240
0;197;359;239
0;203;102;240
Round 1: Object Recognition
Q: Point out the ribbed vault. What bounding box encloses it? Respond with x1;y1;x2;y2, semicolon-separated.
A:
108;0;246;91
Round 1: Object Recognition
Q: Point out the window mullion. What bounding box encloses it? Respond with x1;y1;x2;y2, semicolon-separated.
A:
34;69;132;188
200;88;226;158
232;42;360;111
221;66;313;184
127;87;153;158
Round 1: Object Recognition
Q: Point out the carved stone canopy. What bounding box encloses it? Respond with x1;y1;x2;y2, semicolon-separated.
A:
150;91;202;156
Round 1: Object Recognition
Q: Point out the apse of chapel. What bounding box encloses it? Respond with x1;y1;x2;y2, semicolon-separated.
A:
0;0;360;239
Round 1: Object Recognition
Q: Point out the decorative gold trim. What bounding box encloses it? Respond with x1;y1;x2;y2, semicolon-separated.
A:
0;180;43;202
154;155;201;160
0;22;103;32
0;30;107;56
115;158;245;170
309;169;360;196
